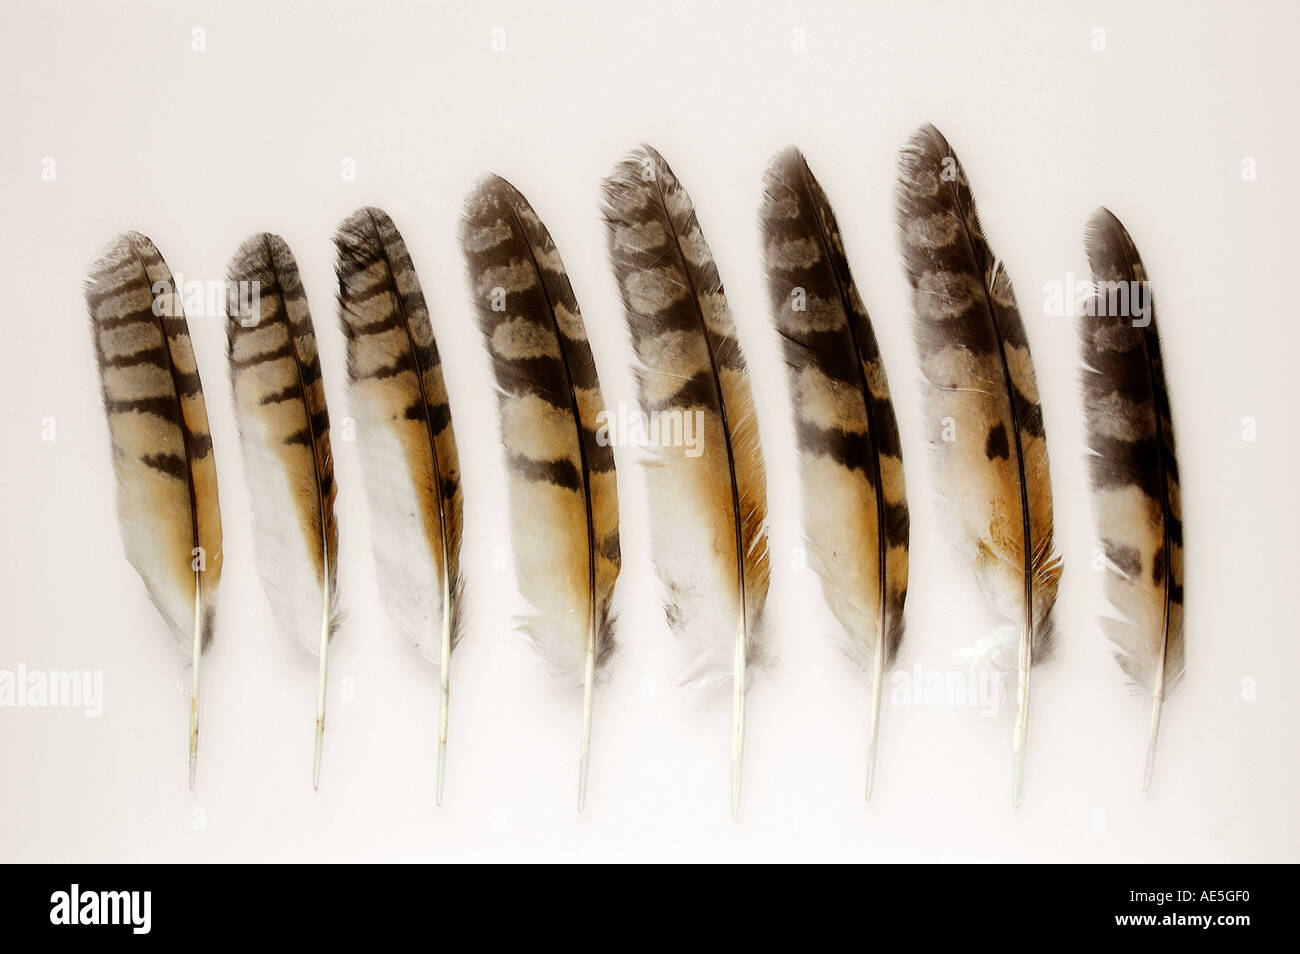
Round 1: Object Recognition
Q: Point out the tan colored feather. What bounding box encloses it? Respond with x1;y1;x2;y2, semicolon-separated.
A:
1080;207;1183;789
87;230;223;786
762;147;909;668
463;175;622;809
761;147;909;796
227;234;339;652
604;145;769;684
87;231;223;652
462;175;620;680
337;207;465;799
603;144;769;814
896;125;1061;806
336;208;464;660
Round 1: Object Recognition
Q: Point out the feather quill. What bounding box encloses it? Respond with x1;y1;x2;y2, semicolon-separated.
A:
226;233;339;788
86;231;223;788
462;175;621;810
1080;207;1183;790
895;124;1062;806
761;148;909;798
603;145;770;815
335;208;464;802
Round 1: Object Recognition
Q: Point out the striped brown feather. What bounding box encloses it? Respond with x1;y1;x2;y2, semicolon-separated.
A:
606;144;771;813
603;145;770;689
896;124;1061;805
462;175;620;680
336;208;464;662
762;147;909;796
1080;207;1183;787
227;234;339;652
761;147;909;669
86;231;223;652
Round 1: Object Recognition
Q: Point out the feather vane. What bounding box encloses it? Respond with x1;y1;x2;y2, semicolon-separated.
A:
226;234;339;653
336;208;464;661
462;175;621;680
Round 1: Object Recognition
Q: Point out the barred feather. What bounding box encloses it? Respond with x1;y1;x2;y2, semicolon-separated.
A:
1080;207;1183;788
762;148;909;796
462;175;620;681
603;145;770;690
87;231;223;653
896;124;1061;805
761;147;909;670
226;234;339;653
336;208;464;664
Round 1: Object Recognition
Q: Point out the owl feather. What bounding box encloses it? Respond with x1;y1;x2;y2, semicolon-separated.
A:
87;231;223;787
336;208;464;801
1080;207;1183;790
896;124;1062;807
604;144;770;815
462;174;621;810
227;233;340;788
761;147;909;798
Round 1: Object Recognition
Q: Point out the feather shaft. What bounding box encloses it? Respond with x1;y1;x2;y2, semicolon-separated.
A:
314;601;328;790
867;634;884;799
731;616;746;818
188;581;201;789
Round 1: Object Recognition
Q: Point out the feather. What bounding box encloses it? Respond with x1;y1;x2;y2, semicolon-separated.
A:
335;207;464;801
461;175;620;810
895;124;1062;807
86;230;223;787
603;145;770;815
226;233;339;788
1080;207;1183;790
226;235;339;651
760;147;909;798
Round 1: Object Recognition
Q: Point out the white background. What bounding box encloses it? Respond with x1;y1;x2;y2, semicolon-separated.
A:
1;0;1296;862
